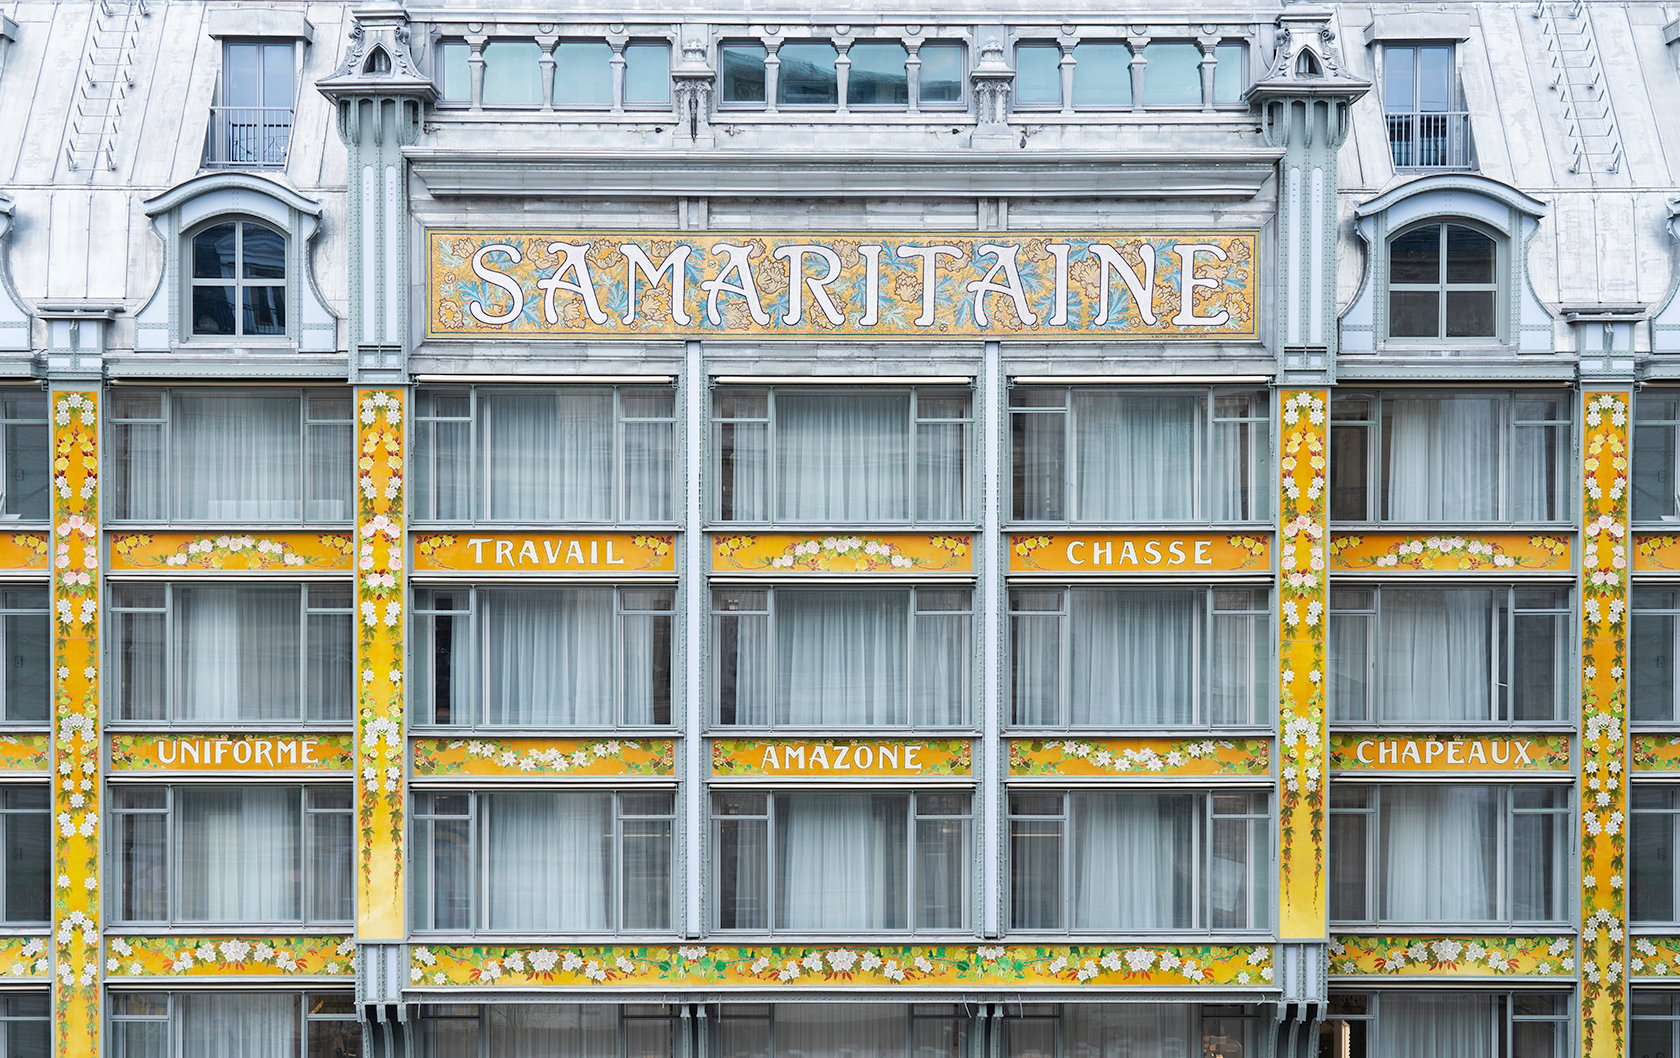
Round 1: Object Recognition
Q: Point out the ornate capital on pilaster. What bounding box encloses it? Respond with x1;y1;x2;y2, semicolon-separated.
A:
671;31;716;145
317;2;435;145
1245;11;1369;150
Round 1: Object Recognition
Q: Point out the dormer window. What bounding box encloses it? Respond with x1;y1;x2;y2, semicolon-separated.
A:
1386;221;1500;341
207;42;297;168
189;219;287;338
1382;45;1473;169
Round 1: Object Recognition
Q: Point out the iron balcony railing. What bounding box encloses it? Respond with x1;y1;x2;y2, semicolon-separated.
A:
1386;110;1473;169
205;105;293;168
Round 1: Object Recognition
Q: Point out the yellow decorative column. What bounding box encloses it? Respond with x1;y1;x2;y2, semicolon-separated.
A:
49;390;99;1058
1277;390;1329;939
355;390;406;938
1579;390;1629;1058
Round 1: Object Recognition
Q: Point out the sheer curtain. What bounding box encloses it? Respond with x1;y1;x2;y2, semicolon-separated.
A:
776;1005;910;1058
1064;1005;1196;1058
1070;591;1196;726
1011;602;1062;726
1385;397;1500;521
179;587;298;722
779;794;903;930
174;394;298;520
777;591;907;725
1381;787;1496;921
1073;392;1197;521
1073;793;1185;929
180;993;298;1058
487;1004;617;1058
486;793;611;930
486;391;613;520
775;392;908;521
177;788;298;921
1377;994;1493;1058
485;590;614;725
1376;589;1491;722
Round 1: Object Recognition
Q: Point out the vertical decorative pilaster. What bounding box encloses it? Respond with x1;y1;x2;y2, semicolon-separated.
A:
355;389;406;939
1580;390;1630;1058
1277;390;1328;940
49;390;99;1058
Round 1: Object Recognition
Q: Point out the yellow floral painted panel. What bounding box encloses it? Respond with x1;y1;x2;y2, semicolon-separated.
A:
426;232;1259;341
0;937;49;979
1327;533;1572;573
104;936;357;978
1631;937;1680;979
1634;534;1680;572
1328;734;1572;774
712;739;973;780
410;943;1274;989
1633;735;1680;772
1329;936;1575;978
1007;738;1269;780
1277;391;1328;941
412;738;676;780
414;532;676;574
1007;533;1271;575
109;734;355;773
1580;391;1630;1058
108;532;354;573
0;531;48;573
0;734;49;773
356;390;406;940
712;533;972;574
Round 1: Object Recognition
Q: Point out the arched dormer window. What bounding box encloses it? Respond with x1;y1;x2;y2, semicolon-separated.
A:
187;218;287;338
1386;220;1500;341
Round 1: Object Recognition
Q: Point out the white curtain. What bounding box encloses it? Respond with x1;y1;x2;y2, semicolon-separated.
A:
1377;994;1493;1058
775;392;908;521
1381;787;1496;921
485;589;614;725
487;1004;618;1058
1011;603;1062;725
1073;794;1186;930
173;394;299;521
775;1004;914;1058
1063;1004;1197;1058
180;994;298;1058
177;788;298;921
777;591;907;725
485;391;613;520
179;586;298;722
1386;397;1500;521
1510;420;1560;522
1069;591;1197;726
913;604;968;726
486;793;611;930
1376;589;1491;722
1073;392;1197;521
779;794;903;930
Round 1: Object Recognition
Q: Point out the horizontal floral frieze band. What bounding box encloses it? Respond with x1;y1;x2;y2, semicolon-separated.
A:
410;943;1274;989
712;533;972;574
1633;735;1680;772
104;936;357;979
1328;733;1571;774
712;738;973;780
1635;533;1680;573
414;532;676;574
0;734;49;773
1008;738;1269;780
108;734;355;773
0;531;48;573
108;532;355;573
0;937;48;980
1328;533;1572;574
412;737;677;780
1008;533;1270;575
1631;937;1680;979
1329;935;1575;978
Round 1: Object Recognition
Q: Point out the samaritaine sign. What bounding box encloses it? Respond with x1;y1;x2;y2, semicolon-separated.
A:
426;231;1258;340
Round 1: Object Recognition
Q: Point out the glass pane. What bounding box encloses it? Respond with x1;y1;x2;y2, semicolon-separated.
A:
916;420;966;521
848;43;909;106
1213;43;1245;102
1377;786;1498;920
1445;225;1495;283
1071;792;1193;929
1071;392;1198;521
554;42;613;106
180;994;300;1058
241;224;286;280
775;793;907;929
776;590;908;725
1;413;48;520
778;43;839;105
1510;810;1564;920
1010;816;1061;929
1142;43;1202;106
192;224;237;279
2;807;46;922
918;43;965;104
117;810;167;921
416;418;472;521
715;816;768;929
192;287;238;336
1445;290;1496;338
438;42;470;101
414;814;471;930
481;42;543;106
913;611;969;726
1014;45;1061;106
484;792;612;930
1;609;48;722
1635;608;1679;722
242;284;286;335
261;43;294;107
306;1019;361;1058
177;586;303;722
483;589;615;725
720;44;767;103
114;609;166;722
1632;807;1675;922
1328;810;1367;920
309;809;354;921
1417;45;1453;111
1390;226;1441;284
623;43;670;104
621;818;671;930
1067;590;1197;725
1512;612;1562;722
1389;290;1439;338
917;816;967;929
224;44;260;106
177;787;302;921
1012;410;1064;520
1072;43;1131;107
774;392;910;521
1384;47;1415;111
1375;589;1495;722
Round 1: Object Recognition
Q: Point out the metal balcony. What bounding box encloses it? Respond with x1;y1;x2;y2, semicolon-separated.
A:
1386;110;1473;169
204;105;292;168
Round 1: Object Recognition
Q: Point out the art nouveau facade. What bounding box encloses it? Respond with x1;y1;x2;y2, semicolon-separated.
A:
0;1;1678;1056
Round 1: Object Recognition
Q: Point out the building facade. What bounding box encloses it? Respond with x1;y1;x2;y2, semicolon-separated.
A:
0;1;1678;1056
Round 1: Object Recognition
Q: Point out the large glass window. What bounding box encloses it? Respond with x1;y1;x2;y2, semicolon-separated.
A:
713;790;969;933
415;386;675;523
715;387;970;523
110;991;359;1058
1634;391;1680;523
1011;387;1269;523
1386;222;1500;340
1003;1004;1262;1058
110;583;352;724
1632;786;1680;924
0;994;46;1058
1330;585;1569;724
208;41;295;168
413;790;673;933
717;41;964;109
1329;785;1568;925
414;585;673;728
481;41;544;106
109;388;352;523
415;1005;678;1058
1013;41;1246;110
188;220;288;337
0;789;47;925
1010;586;1267;728
1634;991;1680;1058
713;586;969;727
111;785;352;925
1632;588;1680;723
1009;790;1268;932
1320;992;1568;1058
1383;45;1473;169
1330;391;1568;523
0;588;47;723
0;389;48;521
717;1005;971;1058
